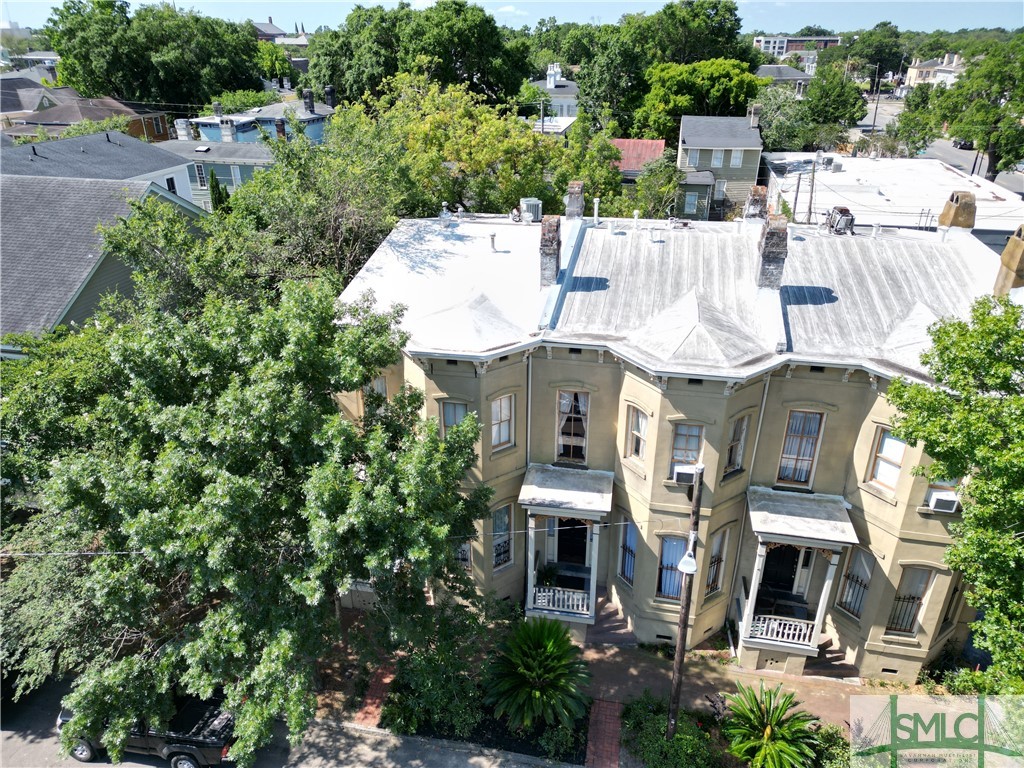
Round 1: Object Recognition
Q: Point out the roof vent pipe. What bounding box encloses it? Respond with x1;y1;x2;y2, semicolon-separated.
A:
593;197;600;225
490;233;496;252
633;210;640;229
872;223;881;238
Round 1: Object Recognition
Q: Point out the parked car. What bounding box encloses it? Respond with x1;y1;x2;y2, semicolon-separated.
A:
951;137;974;150
56;696;235;767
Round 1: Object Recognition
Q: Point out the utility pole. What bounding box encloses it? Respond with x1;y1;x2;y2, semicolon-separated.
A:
666;464;704;740
869;63;882;135
792;173;802;222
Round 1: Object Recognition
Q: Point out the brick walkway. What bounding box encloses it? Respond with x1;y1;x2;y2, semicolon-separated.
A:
585;699;622;768
352;664;394;727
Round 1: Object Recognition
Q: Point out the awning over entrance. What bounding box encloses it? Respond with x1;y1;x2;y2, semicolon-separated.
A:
518;463;614;521
747;486;859;548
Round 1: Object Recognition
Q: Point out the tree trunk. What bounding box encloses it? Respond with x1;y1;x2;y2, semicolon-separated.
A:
984;146;1000;183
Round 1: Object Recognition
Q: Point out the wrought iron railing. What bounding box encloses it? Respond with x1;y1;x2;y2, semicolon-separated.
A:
493;538;511;568
886;595;922;634
620;539;636;585
837;571;869;618
657;563;682;600
704;554;724;597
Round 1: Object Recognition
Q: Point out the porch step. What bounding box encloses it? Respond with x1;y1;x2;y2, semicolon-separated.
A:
817;635;834;653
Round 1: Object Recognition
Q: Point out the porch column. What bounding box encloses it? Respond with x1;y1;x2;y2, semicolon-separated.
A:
741;539;767;638
812;551;842;641
588;521;600;616
526;514;536;611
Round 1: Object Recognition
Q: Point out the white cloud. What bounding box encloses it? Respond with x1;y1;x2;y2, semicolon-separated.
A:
496;4;529;15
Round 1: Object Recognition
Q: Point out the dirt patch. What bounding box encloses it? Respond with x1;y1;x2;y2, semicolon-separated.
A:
314;608;365;720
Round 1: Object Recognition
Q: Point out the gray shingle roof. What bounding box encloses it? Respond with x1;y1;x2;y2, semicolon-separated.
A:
679;116;763;149
1;131;187;180
158;140;274;164
253;21;286;36
0;176;150;335
756;65;808;81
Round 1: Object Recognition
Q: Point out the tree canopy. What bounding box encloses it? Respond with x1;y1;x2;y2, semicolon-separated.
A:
46;0;261;107
887;295;1024;682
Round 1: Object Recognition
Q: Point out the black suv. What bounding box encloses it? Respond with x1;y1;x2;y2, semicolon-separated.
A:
57;696;235;768
951;137;974;150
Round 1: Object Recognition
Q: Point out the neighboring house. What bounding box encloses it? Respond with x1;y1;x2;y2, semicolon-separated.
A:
0;76;80;122
0;175;204;349
253;17;286;41
0;64;58;86
158;140;274;211
529;115;576;137
762;152;1023;253
188;91;334;144
1;130;195;203
529;63;578;118
755;64;809;96
3;97;170;142
339;181;1013;683
609;138;666;182
677;112;764;220
905;53;965;88
783;50;818;76
9;50;59;69
753;35;842;57
275;34;309;47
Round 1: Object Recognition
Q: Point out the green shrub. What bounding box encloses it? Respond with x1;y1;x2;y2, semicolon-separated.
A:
942;667;1024;695
813;723;850;768
485;617;591;732
621;690;720;768
537;722;584;760
724;681;818;768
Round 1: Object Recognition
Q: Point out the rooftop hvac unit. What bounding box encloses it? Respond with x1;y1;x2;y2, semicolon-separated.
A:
831;161;843;173
520;197;543;224
928;491;961;513
823;157;834;169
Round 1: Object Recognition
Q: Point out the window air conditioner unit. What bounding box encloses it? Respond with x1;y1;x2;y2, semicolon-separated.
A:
673;463;697;485
928;491;960;513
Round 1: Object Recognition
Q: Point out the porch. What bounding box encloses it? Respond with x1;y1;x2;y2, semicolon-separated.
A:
518;463;615;625
736;487;860;667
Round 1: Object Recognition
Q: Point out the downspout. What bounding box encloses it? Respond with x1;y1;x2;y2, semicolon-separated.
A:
526;351;533;464
727;369;774;649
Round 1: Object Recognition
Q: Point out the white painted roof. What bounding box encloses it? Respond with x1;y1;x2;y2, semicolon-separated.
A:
518;464;615;516
764;153;1023;234
342;213;1001;381
747;486;859;547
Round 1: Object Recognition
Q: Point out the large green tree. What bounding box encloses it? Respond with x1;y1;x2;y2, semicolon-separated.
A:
752;85;805;151
802;62;867;128
932;37;1024;181
46;0;261;106
887;295;1024;680
849;21;906;91
634;58;769;141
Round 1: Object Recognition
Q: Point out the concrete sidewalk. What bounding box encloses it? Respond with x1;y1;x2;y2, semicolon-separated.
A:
276;720;575;768
581;645;856;727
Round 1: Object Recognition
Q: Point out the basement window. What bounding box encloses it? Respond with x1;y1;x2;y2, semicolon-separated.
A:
446;359;459;366
810;366;825;373
687;378;703;386
568;348;583;355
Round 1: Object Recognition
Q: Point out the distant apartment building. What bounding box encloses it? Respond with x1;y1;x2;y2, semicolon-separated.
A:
754;35;842;57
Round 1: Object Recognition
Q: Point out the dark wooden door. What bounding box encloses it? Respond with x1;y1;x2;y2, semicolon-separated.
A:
558;518;588;565
762;546;799;592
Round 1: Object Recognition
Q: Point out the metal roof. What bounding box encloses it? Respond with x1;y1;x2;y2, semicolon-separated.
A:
518;464;614;518
1;131;188;180
158;140;274;164
756;65;809;81
679;116;763;149
747;486;858;547
610;139;666;173
190;100;334;125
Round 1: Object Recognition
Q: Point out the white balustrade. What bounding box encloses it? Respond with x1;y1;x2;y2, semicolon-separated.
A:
532;586;592;616
749;614;816;646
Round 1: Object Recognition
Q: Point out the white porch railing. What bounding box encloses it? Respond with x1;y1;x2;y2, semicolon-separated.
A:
532;586;592;616
749;614;816;646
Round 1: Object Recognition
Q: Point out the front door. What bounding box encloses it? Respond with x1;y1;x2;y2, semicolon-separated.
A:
762;545;799;593
558;518;588;565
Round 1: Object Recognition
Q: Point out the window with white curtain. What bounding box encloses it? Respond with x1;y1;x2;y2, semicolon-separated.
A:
657;536;686;599
557;390;589;462
671;423;703;469
442;401;468;438
730;149;744;167
870;428;906;489
491;394;513;449
627;406;648;460
777;410;824;486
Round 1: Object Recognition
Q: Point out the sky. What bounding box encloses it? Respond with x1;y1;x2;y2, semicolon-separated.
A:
3;0;1022;35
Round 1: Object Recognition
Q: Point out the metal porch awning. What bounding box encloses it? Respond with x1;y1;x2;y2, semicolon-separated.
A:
747;486;859;549
518;463;614;521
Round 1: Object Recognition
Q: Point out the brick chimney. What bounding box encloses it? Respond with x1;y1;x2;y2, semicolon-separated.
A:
994;225;1024;295
565;180;584;220
938;191;976;229
757;215;789;289
748;104;762;129
275;117;286;139
219;118;236;143
302;89;314;114
324;85;336;109
540;215;561;288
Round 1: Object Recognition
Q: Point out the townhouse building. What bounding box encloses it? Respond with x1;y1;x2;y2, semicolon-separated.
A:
338;183;1021;683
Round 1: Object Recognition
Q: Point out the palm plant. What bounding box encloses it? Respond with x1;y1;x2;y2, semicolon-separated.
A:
485;617;591;732
724;681;819;768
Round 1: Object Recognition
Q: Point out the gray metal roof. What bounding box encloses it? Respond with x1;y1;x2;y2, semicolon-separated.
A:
679;116;763;149
518;464;614;517
190;100;334;125
1;131;188;180
684;171;715;185
0;176;150;335
747;486;858;546
158;140;274;164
